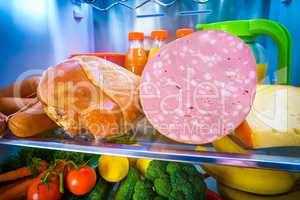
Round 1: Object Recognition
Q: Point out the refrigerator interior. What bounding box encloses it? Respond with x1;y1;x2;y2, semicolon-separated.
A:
0;0;300;172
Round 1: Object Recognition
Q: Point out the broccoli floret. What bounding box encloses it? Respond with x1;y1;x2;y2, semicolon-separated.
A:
154;177;171;198
154;196;166;200
133;180;156;200
145;160;168;181
181;164;206;199
170;170;194;200
138;161;206;200
115;167;140;200
166;162;182;175
169;190;185;200
166;162;206;200
182;164;201;178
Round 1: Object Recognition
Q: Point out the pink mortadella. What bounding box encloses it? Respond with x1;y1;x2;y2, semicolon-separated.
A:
140;30;257;144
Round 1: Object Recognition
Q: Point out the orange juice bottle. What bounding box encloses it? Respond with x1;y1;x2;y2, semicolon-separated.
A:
148;30;168;60
175;28;193;39
125;32;147;76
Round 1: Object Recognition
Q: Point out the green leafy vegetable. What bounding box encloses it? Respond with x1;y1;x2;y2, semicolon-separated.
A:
0;148;98;174
145;160;168;181
154;177;171;198
143;161;206;200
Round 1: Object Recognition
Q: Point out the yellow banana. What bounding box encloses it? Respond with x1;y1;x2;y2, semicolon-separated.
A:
202;162;296;195
212;135;248;154
198;136;300;195
217;182;300;200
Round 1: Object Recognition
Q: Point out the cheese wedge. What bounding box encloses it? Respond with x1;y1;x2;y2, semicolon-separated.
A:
235;84;300;148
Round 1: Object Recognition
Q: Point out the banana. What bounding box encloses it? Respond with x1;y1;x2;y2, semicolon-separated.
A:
217;182;300;200
212;135;248;154
198;136;300;195
202;162;296;195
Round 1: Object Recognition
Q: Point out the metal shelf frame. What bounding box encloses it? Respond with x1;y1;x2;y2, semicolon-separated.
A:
1;137;300;172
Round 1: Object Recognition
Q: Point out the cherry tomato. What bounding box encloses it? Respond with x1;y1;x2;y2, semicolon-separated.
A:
27;177;62;200
66;166;97;195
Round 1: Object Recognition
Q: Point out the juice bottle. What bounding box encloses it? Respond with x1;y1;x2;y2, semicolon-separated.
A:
175;28;193;39
148;30;168;60
125;32;147;76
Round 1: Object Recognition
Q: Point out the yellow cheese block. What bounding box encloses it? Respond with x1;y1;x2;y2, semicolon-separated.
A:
235;84;300;148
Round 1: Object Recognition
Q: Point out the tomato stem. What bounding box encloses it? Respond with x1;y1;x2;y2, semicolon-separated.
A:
59;172;64;193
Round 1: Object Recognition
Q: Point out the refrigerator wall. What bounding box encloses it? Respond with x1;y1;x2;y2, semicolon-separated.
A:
0;0;94;87
267;0;300;86
92;0;269;52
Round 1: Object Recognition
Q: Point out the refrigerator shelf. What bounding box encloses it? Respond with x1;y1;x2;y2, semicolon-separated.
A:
1;129;300;172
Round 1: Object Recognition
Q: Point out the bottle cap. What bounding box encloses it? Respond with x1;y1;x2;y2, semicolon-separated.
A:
151;30;168;40
176;28;193;38
128;32;144;41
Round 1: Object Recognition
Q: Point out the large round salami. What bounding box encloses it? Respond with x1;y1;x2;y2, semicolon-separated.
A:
140;30;257;144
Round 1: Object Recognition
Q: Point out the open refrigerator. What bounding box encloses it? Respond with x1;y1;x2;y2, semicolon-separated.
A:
0;0;300;199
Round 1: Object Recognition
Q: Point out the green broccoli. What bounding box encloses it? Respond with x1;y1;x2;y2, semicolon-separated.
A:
182;164;203;179
154;196;166;200
166;162;206;200
170;170;194;200
133;180;156;200
138;160;206;200
166;162;182;175
115;167;140;200
154;177;172;198
169;190;185;200
145;160;168;181
182;164;206;200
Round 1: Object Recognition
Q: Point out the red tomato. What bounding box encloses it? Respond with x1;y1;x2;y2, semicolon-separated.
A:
66;166;97;195
27;177;62;200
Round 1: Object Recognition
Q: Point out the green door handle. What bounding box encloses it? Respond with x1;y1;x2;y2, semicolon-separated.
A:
248;19;291;84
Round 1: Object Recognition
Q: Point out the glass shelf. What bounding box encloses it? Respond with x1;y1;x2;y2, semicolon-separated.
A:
1;128;300;172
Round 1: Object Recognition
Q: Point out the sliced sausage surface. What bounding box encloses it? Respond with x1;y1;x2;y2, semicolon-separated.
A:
140;30;257;144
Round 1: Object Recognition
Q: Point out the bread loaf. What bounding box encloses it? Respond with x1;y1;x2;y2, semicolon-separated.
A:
38;56;142;138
